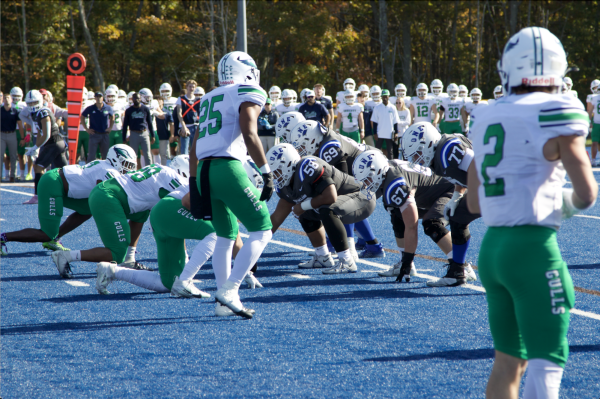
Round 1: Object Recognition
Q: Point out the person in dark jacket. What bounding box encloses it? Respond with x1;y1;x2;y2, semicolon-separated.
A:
257;99;279;153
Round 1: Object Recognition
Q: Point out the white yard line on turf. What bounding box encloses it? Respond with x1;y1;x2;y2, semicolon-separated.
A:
1;188;34;196
574;214;600;220
249;233;600;321
64;280;90;287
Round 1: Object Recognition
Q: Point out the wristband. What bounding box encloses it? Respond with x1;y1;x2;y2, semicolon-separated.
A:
300;199;313;211
259;164;271;174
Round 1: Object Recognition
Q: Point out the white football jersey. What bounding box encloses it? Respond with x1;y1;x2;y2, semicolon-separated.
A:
114;164;188;213
470;93;589;228
439;97;465;122
195;83;267;161
587;94;595;104
110;102;126;131
337;103;363;130
364;100;382;113
162;97;178;114
590;94;600;123
463;100;488;115
63;160;120;199
336;90;357;105
167;186;189;200
275;103;298;115
411;98;437;123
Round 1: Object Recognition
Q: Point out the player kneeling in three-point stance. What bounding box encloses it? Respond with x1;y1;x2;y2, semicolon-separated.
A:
468;27;597;399
267;144;376;273
1;145;135;255
51;156;189;278
188;51;274;319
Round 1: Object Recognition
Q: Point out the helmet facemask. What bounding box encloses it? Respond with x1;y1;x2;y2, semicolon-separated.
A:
283;97;292;107
448;90;458;99
417;90;427;100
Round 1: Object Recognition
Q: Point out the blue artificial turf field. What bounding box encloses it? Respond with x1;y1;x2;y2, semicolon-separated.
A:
1;177;600;398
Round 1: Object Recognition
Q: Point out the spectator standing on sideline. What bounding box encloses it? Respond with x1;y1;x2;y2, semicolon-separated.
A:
257;98;279;153
122;93;153;167
395;97;411;159
1;92;24;182
298;89;330;125
80;92;114;162
155;97;174;165
175;80;201;154
313;84;334;130
371;89;400;159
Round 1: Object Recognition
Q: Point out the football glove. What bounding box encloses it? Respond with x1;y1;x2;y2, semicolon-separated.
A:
244;271;263;289
444;191;464;221
260;172;274;202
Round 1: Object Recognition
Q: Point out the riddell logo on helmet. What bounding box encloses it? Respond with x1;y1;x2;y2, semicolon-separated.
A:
522;77;556;86
220;80;235;85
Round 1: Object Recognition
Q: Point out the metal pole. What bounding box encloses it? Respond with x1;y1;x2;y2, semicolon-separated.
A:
236;0;247;53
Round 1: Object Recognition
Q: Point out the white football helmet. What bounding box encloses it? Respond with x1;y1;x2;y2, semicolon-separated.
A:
493;85;504;99
358;84;370;97
275;112;306;143
218;51;260;86
127;91;136;105
170;154;190;179
290;89;298;103
431;79;444;95
447;83;459;99
194;86;205;99
458;85;468;98
10;87;23;103
118;90;127;100
353;151;390;200
401;122;441;168
266;144;301;190
370;85;382;102
344;89;355;105
269;86;281;102
139;88;153;105
470;88;482;102
497;27;567;94
82;87;89;102
563;77;573;91
281;89;293;107
87;91;95;101
300;88;310;103
395;84;407;98
590;79;600;94
160;83;173;100
105;88;117;105
291;120;327;157
416;83;428;99
107;84;119;93
242;156;264;190
25;90;43;112
561;81;568;94
107;144;137;173
343;78;356;91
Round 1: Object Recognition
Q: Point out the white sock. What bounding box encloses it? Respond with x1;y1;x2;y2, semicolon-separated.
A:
523;358;563;399
153;154;160;164
338;249;352;262
228;230;272;285
446;250;453;260
315;244;329;257
124;246;136;263
213;237;234;289
70;250;81;262
114;266;169;293
348;237;356;251
179;233;217;281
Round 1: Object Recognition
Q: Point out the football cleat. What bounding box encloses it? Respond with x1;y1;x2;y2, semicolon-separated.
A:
96;262;117;295
51;250;73;278
42;240;69;252
215;281;254;319
465;263;477;282
22;195;38;204
244;271;263;289
355;238;366;251
426;260;467;287
25;173;33;181
359;243;385;259
0;240;7;256
322;258;357;274
298;254;335;269
215;302;256;317
378;261;416;277
119;261;150;271
171;276;211;298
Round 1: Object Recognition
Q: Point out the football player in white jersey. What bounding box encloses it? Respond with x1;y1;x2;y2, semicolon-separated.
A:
586;79;599;117
105;88;126;147
468;27;597;399
487;85;504;106
438;83;465;134
269;86;282;106
275;89;297;115
458;85;469;101
362;86;383;147
188;51;274;318
159;83;178;110
336;78;356;105
127;91;136;107
117;90;127;105
563;77;577;98
1;145;135;256
410;83;438;126
390;83;411;108
588;92;600;165
336;89;364;143
357;84;370;101
461;88;488;134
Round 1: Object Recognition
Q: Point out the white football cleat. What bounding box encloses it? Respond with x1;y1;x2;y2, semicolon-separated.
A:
377;261;417;277
322;258;357;274
51;250;73;278
171;276;211;298
465;263;477;282
244;271;263;289
298;254;335;269
215;281;254;319
215;302;256;317
96;262;117;294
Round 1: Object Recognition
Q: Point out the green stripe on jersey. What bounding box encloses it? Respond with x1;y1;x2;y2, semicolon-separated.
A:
539;111;589;123
238;88;267;99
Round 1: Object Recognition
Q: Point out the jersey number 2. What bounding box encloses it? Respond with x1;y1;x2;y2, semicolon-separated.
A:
481;124;505;197
197;95;224;139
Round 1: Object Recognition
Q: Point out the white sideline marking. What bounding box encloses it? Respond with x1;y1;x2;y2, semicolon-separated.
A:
256;233;600;321
64;280;90;287
286;273;311;279
574;214;600;220
1;188;34;196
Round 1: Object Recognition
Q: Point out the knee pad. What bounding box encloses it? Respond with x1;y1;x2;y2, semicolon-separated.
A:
390;209;406;239
449;220;471;245
299;216;322;234
422;218;449;243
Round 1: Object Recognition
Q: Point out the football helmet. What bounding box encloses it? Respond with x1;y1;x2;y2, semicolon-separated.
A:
170;154;190;179
497;27;566;94
493;85;504;99
431;79;444;95
395;84;407;98
358;84;370;98
107;144;137;174
344;89;355;105
118;90;127;100
458;85;468;98
10;87;23;103
370;85;382;102
290;89;298;103
416;83;428;99
291;120;327;157
401;122;441;168
561;81;568;94
82;87;89;102
563;77;573;91
269;86;281;102
266;144;301;190
447;83;459;99
275;111;306;143
107;84;119;93
590;79;600;94
470;88;482;102
194;86;205;99
281;89;293;107
218;51;260;86
160;83;173;100
87;91;95;101
25;90;43;112
242;155;264;190
300;88;310;103
105;88;117;105
139;88;153;105
127;91;136;105
344;78;356;91
353;151;390;200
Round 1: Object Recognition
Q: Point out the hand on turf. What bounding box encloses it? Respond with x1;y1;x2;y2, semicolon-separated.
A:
260;172;274;202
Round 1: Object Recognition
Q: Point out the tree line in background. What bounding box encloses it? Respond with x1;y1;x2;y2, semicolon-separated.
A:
2;0;599;106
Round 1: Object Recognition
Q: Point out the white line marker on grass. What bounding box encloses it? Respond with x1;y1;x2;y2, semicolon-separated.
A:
574;214;600;220
1;188;34;196
64;280;90;287
286;273;311;279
